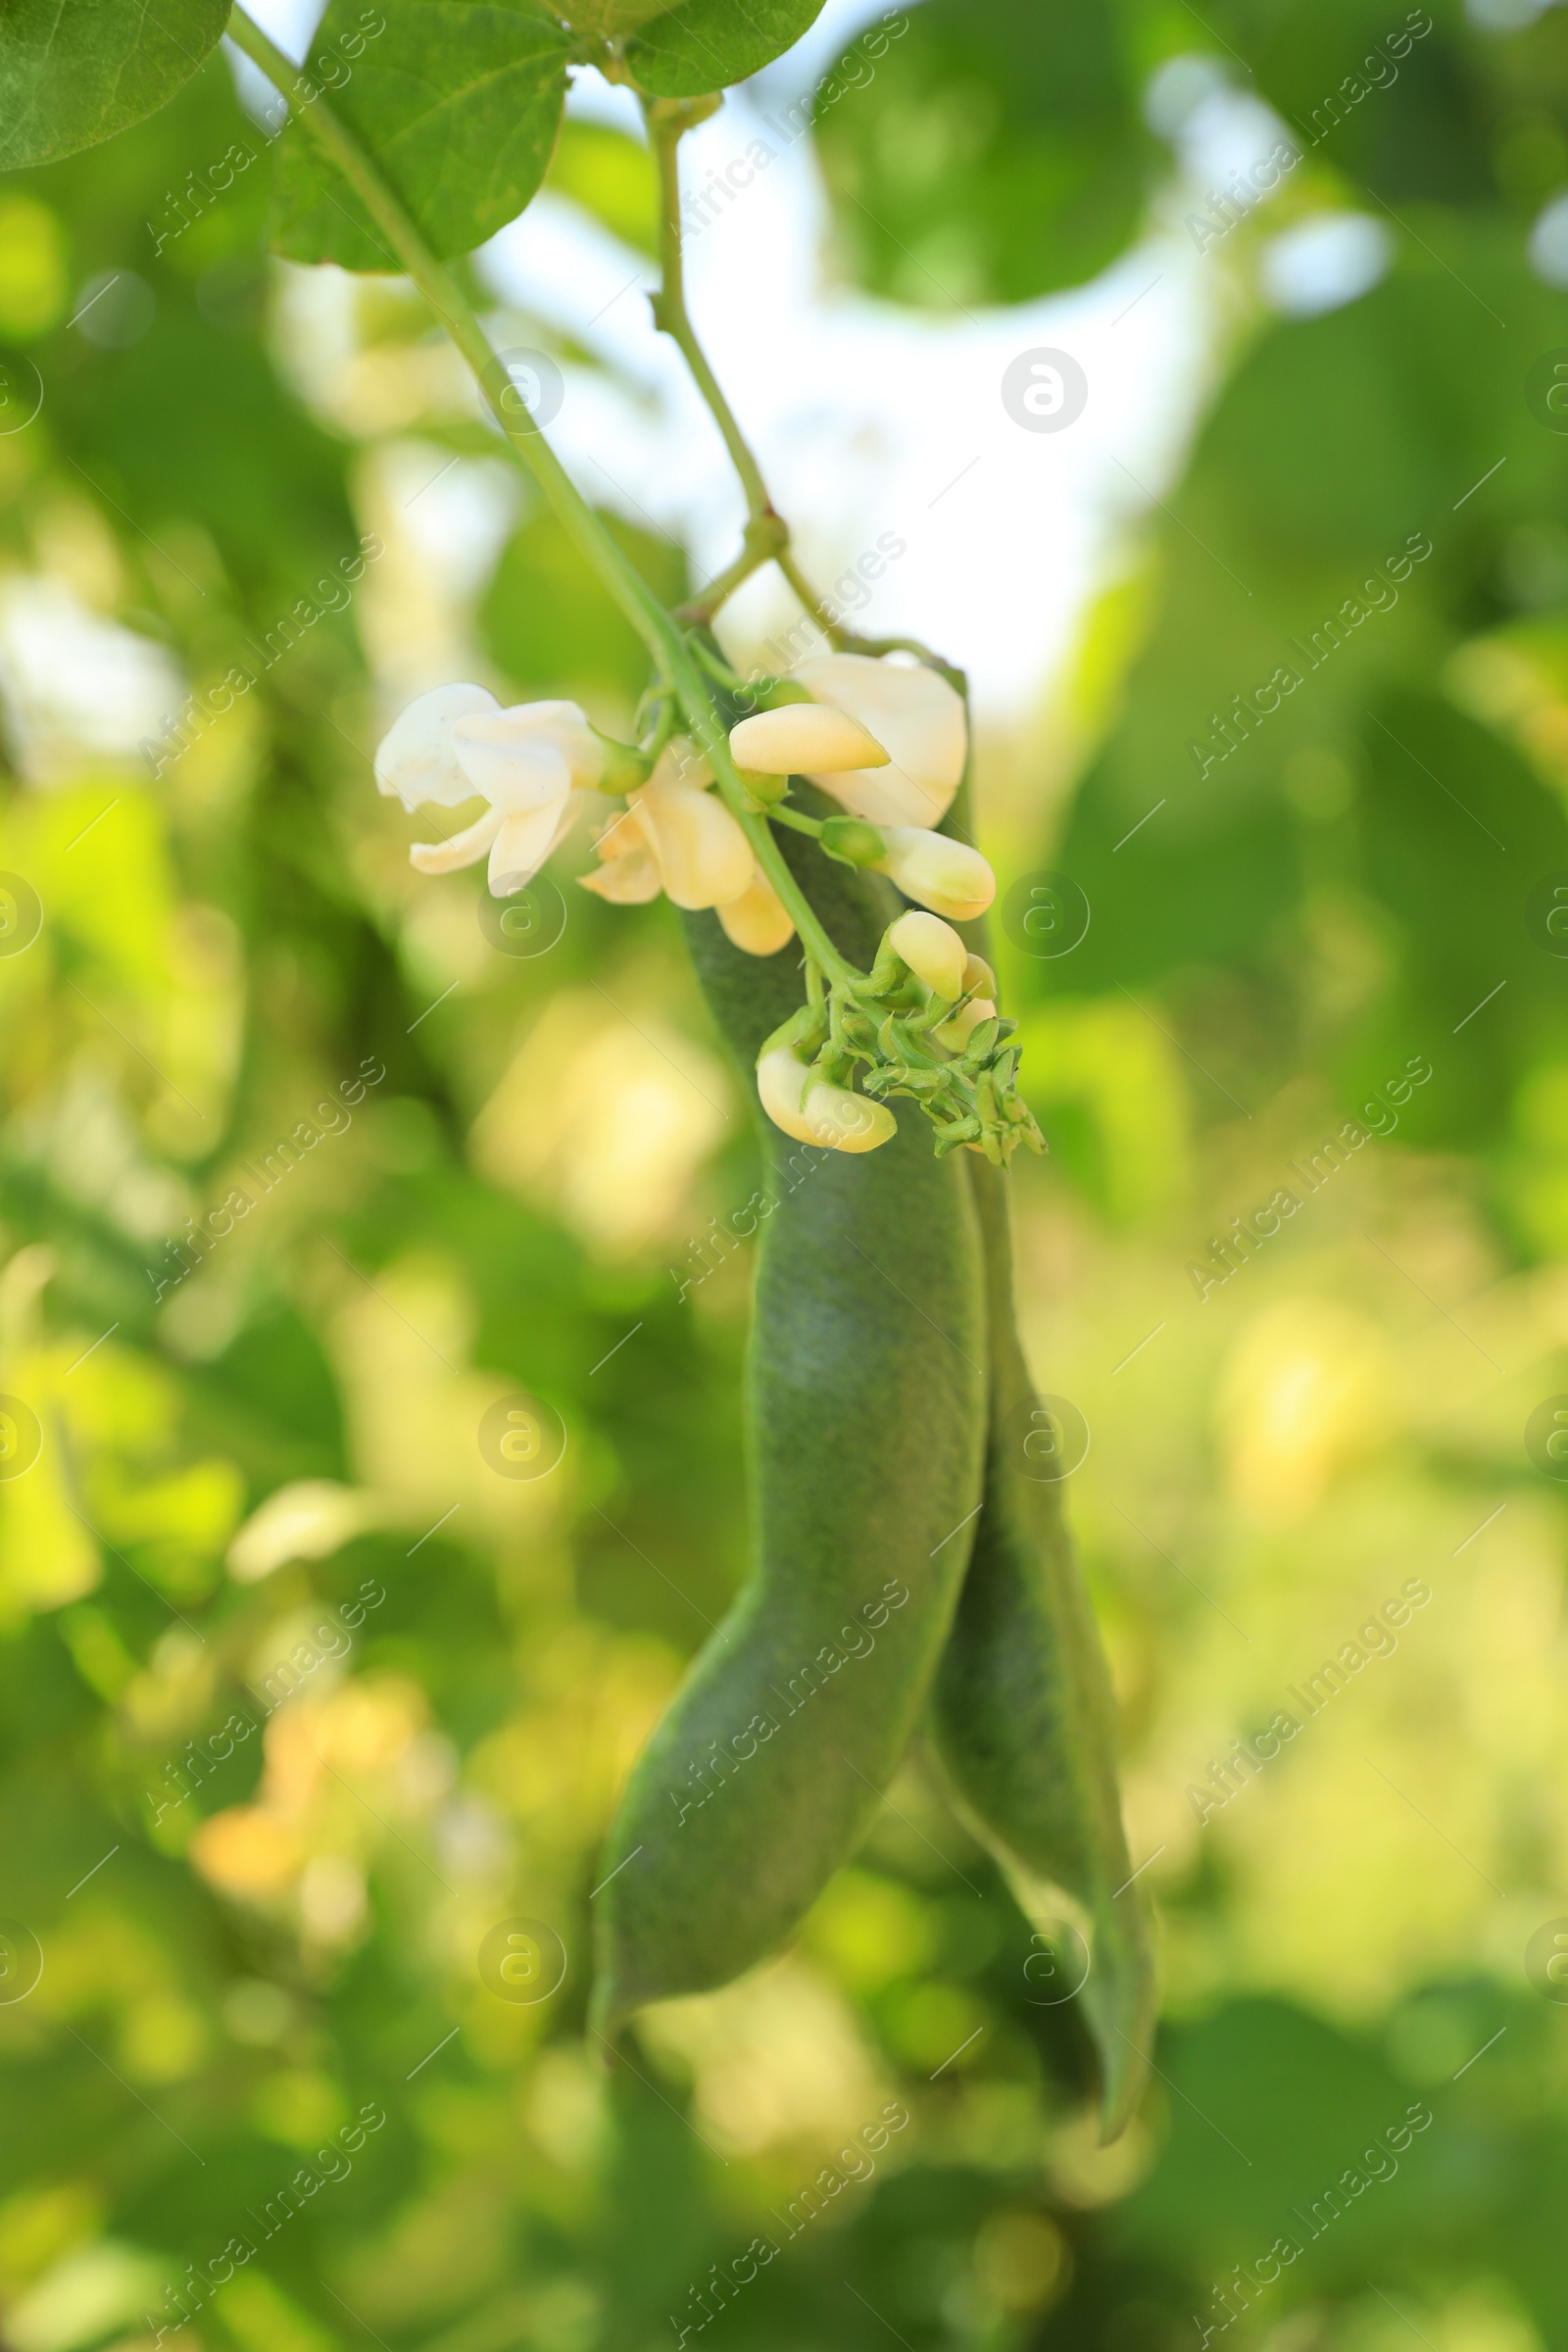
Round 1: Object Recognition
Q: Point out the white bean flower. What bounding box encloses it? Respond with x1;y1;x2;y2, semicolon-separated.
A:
579;744;795;956
374;684;610;898
730;653;966;828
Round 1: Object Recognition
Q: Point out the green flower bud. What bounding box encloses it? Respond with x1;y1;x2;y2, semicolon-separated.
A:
819;816;886;868
737;765;790;808
598;741;655;796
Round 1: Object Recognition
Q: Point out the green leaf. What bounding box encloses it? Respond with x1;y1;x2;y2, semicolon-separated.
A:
0;0;229;169
269;0;571;271
626;0;825;98
479;505;687;700
812;0;1159;308
545;120;661;252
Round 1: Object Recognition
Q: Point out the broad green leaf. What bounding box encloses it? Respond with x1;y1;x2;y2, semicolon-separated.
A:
626;0;825;98
545;120;660;252
480;506;687;699
0;0;229;169
812;0;1159;308
269;0;571;271
1206;0;1498;209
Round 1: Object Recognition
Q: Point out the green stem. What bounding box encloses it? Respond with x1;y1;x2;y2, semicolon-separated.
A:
644;98;958;679
223;3;859;990
645;100;863;651
646;100;775;525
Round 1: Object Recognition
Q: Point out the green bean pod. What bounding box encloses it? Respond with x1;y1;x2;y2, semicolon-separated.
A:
590;835;986;2032
926;747;1156;2134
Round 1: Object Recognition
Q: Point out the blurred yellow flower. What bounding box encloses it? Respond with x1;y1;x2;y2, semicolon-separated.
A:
1218;1298;1394;1519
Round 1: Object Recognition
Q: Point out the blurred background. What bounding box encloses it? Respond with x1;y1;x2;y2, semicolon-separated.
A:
5;0;1568;2343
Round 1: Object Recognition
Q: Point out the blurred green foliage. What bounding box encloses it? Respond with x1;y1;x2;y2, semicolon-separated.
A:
4;2;1568;2350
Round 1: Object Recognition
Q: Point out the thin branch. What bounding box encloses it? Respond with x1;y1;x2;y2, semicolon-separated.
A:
645;97;856;645
221;7;859;988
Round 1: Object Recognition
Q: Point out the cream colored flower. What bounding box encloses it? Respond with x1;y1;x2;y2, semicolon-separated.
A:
375;684;609;898
580;745;794;956
715;872;795;956
876;827;995;922
729;703;890;777
756;1046;896;1153
791;654;966;827
887;910;966;1000
635;760;754;908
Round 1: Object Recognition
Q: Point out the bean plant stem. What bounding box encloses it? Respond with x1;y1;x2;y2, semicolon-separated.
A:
645;100;841;639
645;104;948;674
222;4;860;989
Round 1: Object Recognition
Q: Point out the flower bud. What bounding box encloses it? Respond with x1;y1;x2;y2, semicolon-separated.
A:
729;705;889;775
961;953;996;998
598;741;655;796
802;1082;897;1153
737;765;790;808
756;1046;816;1143
875;827;996;922
819;815;886;868
791;654;966;826
756;1049;895;1151
718;869;795;956
887;910;966;1001
933;998;997;1053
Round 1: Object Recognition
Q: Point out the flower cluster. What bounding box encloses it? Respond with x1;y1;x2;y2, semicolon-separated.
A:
756;905;1035;1163
373;654;1037;1162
